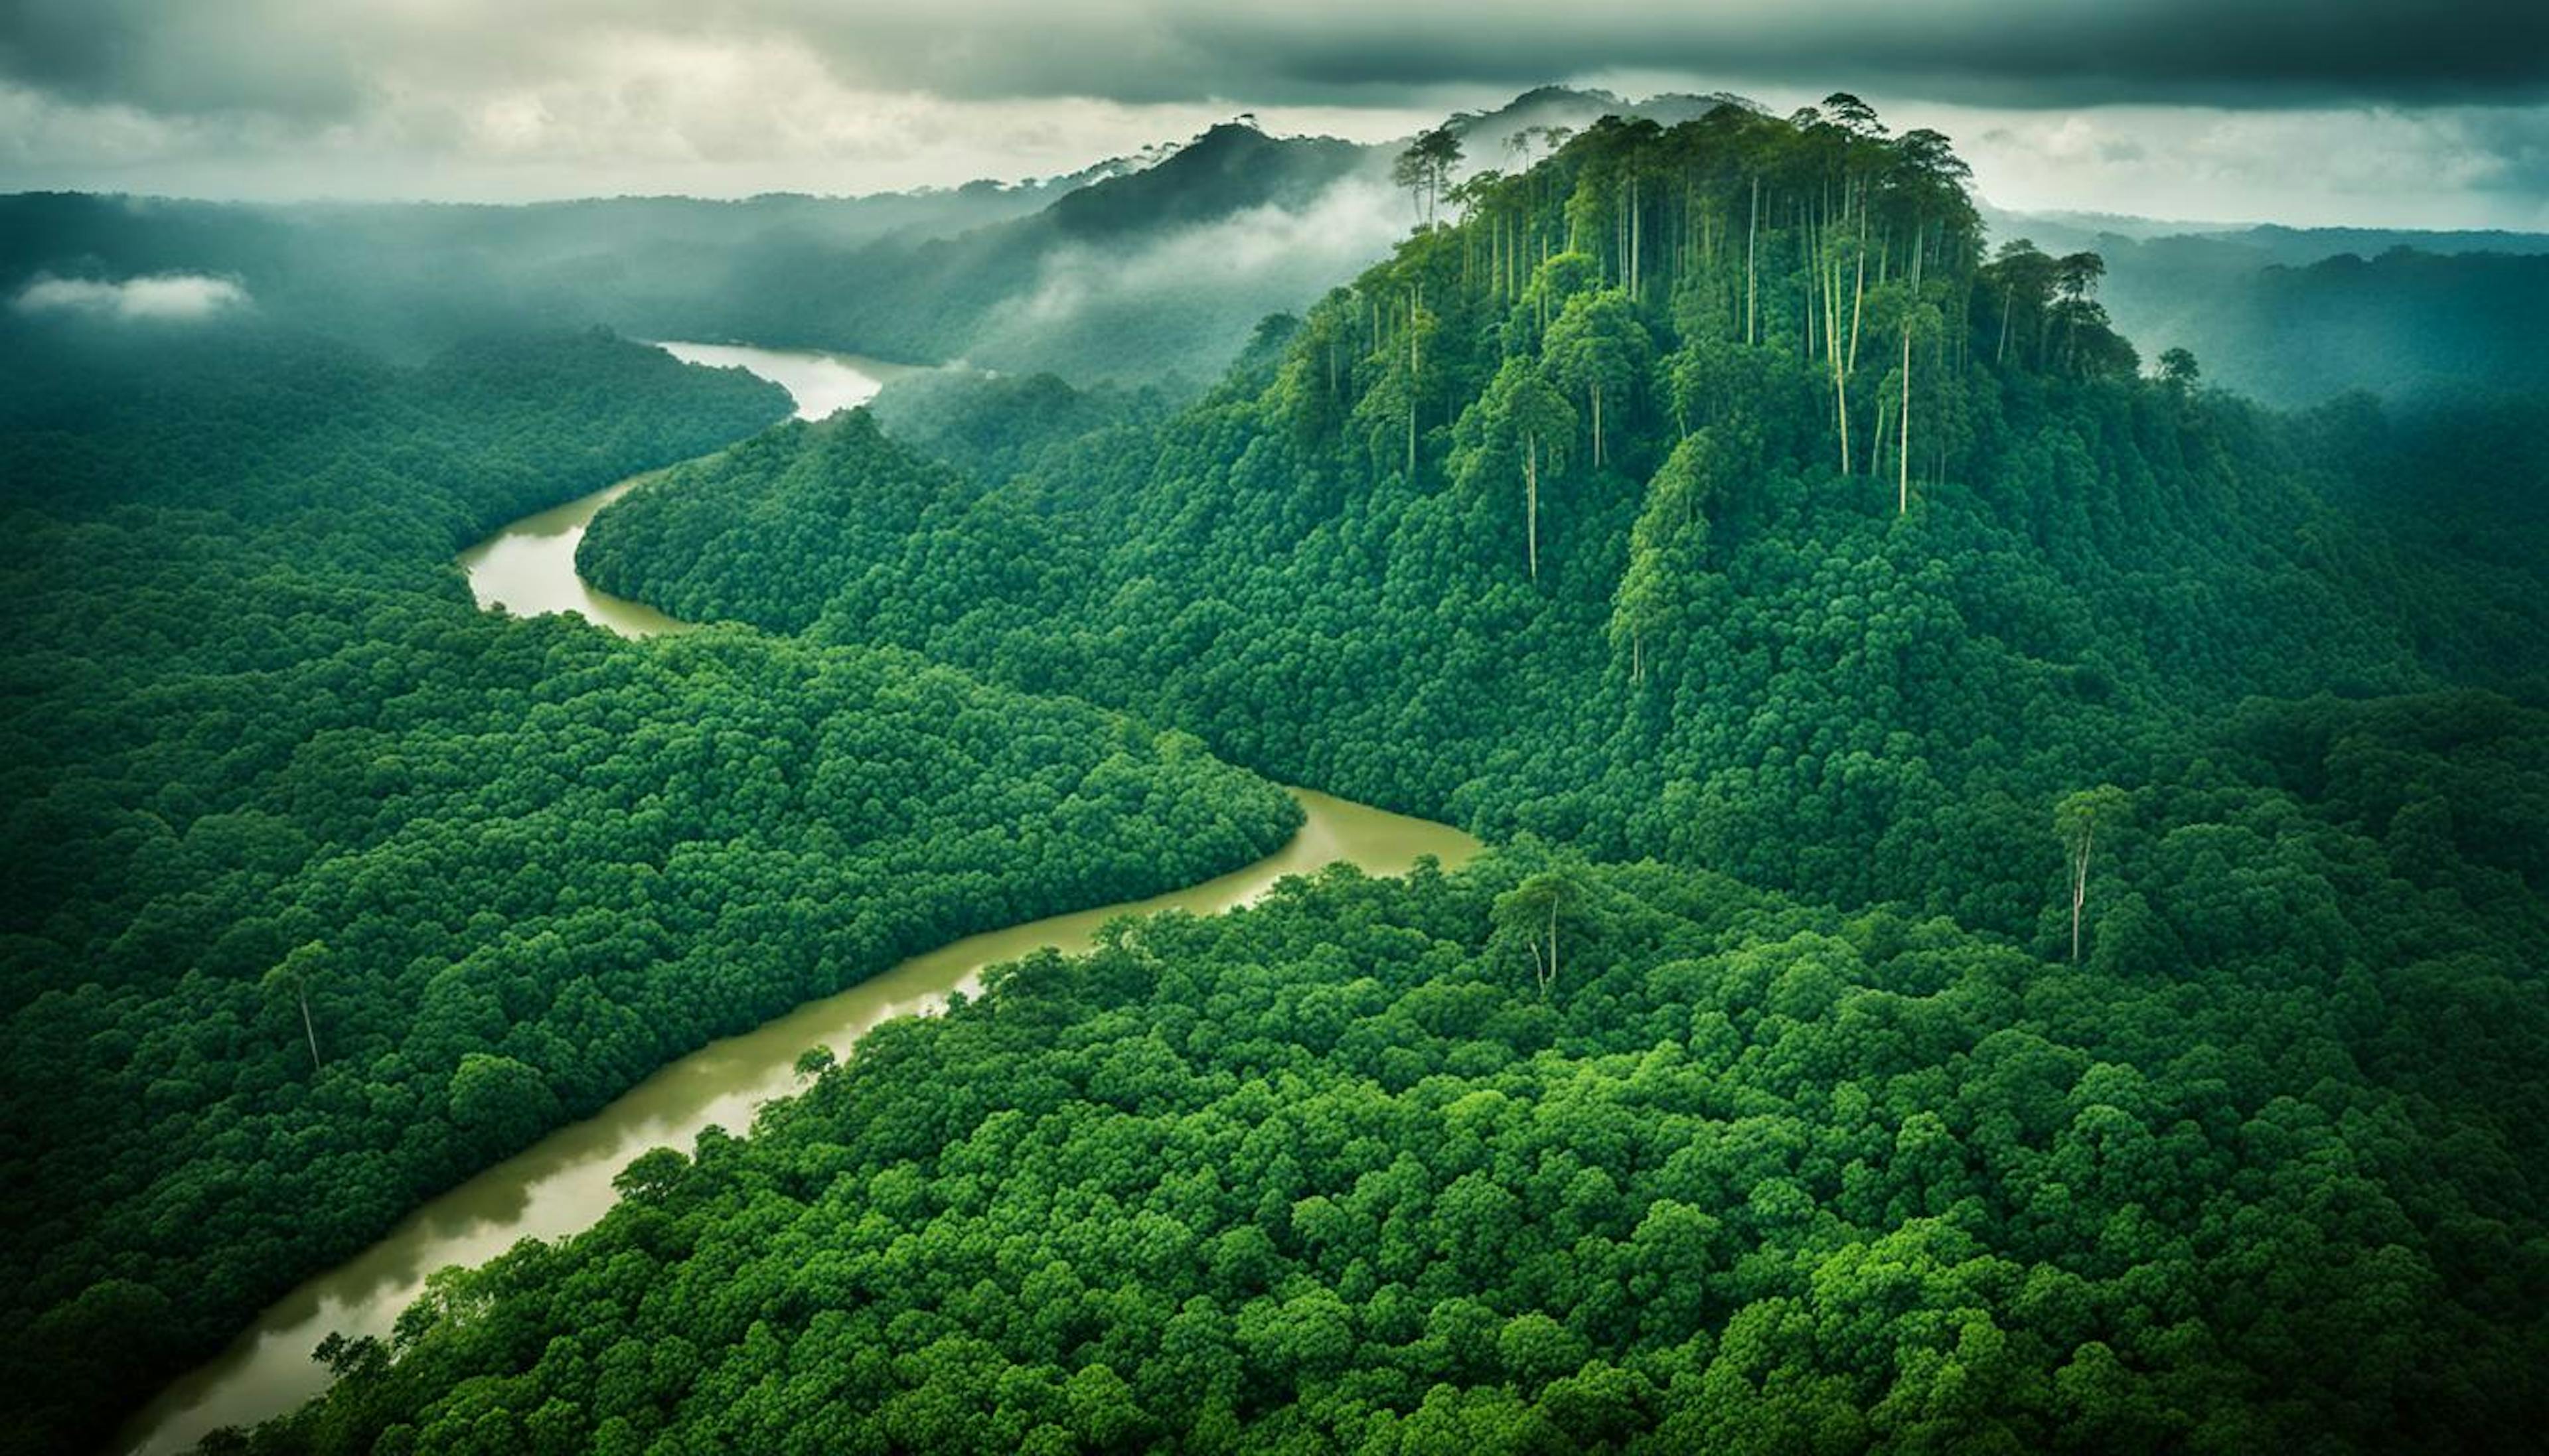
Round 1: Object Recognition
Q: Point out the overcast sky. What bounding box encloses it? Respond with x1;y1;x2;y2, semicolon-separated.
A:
3;0;2545;228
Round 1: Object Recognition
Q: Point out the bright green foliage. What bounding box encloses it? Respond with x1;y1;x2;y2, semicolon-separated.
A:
248;832;2549;1453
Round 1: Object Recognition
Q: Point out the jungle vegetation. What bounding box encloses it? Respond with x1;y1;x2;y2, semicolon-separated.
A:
293;99;2549;1452
3;92;2544;1456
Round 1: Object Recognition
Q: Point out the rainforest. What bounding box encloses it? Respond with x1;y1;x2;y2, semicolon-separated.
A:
3;9;2546;1456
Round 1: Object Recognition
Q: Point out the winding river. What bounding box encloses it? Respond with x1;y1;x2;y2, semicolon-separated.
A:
116;344;1478;1454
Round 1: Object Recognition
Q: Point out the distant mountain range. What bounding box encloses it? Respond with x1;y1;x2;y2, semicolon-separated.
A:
8;86;2547;403
1982;206;2549;405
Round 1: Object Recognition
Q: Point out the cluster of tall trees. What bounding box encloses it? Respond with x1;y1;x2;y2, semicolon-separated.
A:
0;321;1298;1456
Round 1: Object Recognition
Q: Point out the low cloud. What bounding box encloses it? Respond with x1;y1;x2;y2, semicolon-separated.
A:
965;173;1413;374
1003;176;1409;328
13;271;252;321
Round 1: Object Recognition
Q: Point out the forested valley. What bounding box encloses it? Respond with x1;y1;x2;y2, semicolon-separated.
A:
4;87;2545;1456
268;100;2549;1451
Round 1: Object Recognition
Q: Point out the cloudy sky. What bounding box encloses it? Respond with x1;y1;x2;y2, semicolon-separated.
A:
3;0;2544;228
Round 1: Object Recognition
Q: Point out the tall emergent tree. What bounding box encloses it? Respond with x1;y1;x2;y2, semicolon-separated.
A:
2055;786;2131;962
1494;870;1586;996
265;941;330;1074
1395;125;1465;230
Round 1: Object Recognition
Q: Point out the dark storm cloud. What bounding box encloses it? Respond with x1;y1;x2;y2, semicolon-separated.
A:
0;0;370;116
3;0;2545;120
1161;0;2549;109
3;0;2544;224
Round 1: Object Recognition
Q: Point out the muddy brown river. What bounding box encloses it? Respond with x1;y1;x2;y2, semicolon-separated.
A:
114;343;1478;1453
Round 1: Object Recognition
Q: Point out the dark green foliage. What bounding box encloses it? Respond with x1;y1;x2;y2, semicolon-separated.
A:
0;323;1297;1455
248;832;2548;1453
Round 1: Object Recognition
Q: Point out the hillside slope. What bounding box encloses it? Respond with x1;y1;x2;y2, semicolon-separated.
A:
580;102;2549;930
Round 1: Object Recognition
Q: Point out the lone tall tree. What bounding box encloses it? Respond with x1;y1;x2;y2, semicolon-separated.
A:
1395;126;1464;229
1495;871;1586;997
266;940;330;1073
2055;787;2131;963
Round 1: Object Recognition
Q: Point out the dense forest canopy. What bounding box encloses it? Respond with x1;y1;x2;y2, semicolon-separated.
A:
0;320;1296;1456
246;837;2547;1455
1;84;2544;1456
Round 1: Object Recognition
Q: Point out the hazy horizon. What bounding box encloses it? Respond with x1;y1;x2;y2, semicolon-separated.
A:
5;3;2546;230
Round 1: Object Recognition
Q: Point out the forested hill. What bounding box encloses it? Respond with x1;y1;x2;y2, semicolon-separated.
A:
579;97;2549;930
769;121;1383;380
0;320;1299;1456
2107;246;2549;405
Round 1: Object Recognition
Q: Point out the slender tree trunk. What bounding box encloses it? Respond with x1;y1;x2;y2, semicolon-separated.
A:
1822;205;1851;476
1847;192;1868;375
1900;240;1924;513
1529;903;1549;1004
1630;173;1642;299
1591;382;1604;470
1836;380;1851;476
2070;824;2094;963
1745;177;1759;346
299;988;321;1072
1803;200;1817;360
1407;285;1421;478
1899;317;1913;514
1525;433;1540;581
